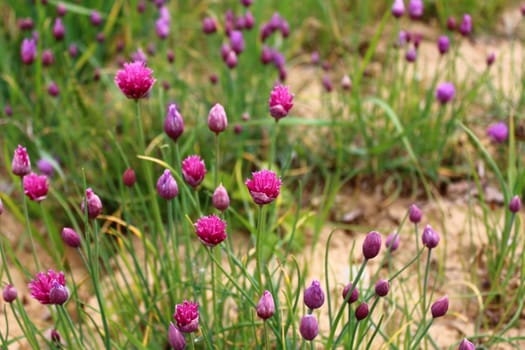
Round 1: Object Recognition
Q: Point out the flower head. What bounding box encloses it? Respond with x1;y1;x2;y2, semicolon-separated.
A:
122;168;136;187
299;315;318;341
173;300;199;333
156;170;179;200
459;338;475;350
392;0;405;18
29;270;69;305
431;295;449;318
194;215;227;247
342;283;359;304
202;17;217;34
182;155;206;188
52;18;65;40
487;122;508;143
408;0;423;20
37;159;54;177
61;227;81;248
509;195;521;213
208;103;228;134
355;302;369;321
385;233;400;252
375;279;390;297
3;284;18;303
459;14;472;36
409;204;422;223
21;38;37;65
362;231;382;260
422;224;440;249
230;30;245;54
257;290;275;320
48;81;60;97
435;82;455;104
212;184;230;212
168;322;186;350
437;35;450;54
164;104;184;142
486;52;496;67
245;170;282;205
269;85;294;120
405;47;417;62
114;61;156;100
81;188;103;218
23;173;49;201
90;10;102;26
12;145;31;176
304;279;325;310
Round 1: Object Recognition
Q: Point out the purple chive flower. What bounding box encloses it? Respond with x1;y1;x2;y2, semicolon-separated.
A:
137;1;146;13
273;51;285;69
405;47;417;62
52;18;65;40
409;204;422;223
131;48;148;63
96;32;105;43
375;279;390;297
42;49;55;67
212;184;230;212
29;270;69;305
245;170;282;205
48;82;60;97
392;0;405;18
280;20;290;38
487;122;508;143
115;61;155;100
209;74;218;85
4;104;13;116
202;17;217;34
37;159;54;177
311;51;320;65
21;38;37;65
173;300;199;333
167;49;175;63
244;11;255;29
194;214;227;247
182;155;206;188
156;18;170;39
355;302;369;321
447;17;457;31
342;283;359;304
437;36;450;54
408;0;423;20
122;168;136;187
12;145;31;176
208;103;228;134
435;82;455;104
486;52;496;67
304;279;325;310
18;18;34;31
50;329;61;344
23;173;49;201
299;315;319;341
398;31;408;47
422;224;440;249
241;0;253;6
385;232;400;252
256;290;275;320
90;10;102;26
81;188;103;218
431;295;449;318
261;45;274;64
459;14;472;36
230;30;245;54
363;231;382;260
61;227;81;248
509;195;521;213
235;16;246;30
3;284;18;303
164;104;184;142
459;338;475;350
156;170;179;200
260;24;273;41
69;44;78;58
168;322;186;350
341;75;352;91
269;85;294;120
225;51;238;69
322;75;333;93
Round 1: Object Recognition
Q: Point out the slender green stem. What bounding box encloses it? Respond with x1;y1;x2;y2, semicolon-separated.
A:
422;248;433;318
410;319;433;350
263;321;270;350
255;205;267;292
209;247;219;331
215;134;220;188
21;180;40;271
268;121;278;170
57;305;83;348
189;331;196;350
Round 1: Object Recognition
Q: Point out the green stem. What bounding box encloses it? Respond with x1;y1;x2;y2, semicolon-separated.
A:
209;247;219;332
263;321;270;350
215;134;220;188
189;331;196;350
255;205;267;292
268;120;278;170
422;248;433;318
410;319;433;350
57;305;83;348
21;180;40;271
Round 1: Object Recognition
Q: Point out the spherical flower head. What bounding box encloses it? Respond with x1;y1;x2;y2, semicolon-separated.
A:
341;75;352;91
422;224;440;249
50;329;61;344
4;104;13;117
385;233;400;252
29;270;68;305
173;300;199;333
459;338;475;350
487;122;508;143
182;155;206;188
168;322;186;350
303;279;325;310
245;170;282;206
18;18;35;31
299;315;318;341
21;38;37;65
61;227;81;248
269;85;294;120
256;290;275;320
12;144;31;176
48;81;60;97
459;14;472;36
375;279;390;297
69;44;78;58
409;204;422;223
486;52;496;67
230;30;245;54
202;17;217;34
322;75;333;93
122;168;136;187
244;11;255;29
164;104;185;142
212;184;230;212
156;169;179;200
431;295;449;318
405;47;417;63
437;35;450;54
241;0;253;7
37;159;54;177
362;231;382;260
509;195;521;213
225;50;238;69
342;283;359;304
208;103;228;134
435;82;455;104
90;10;102;26
194;214;227;247
42;49;55;67
53;18;65;40
114;61;156;100
81;188;103;219
57;3;67;16
23;173;49;202
392;0;405;18
408;0;423;20
355;302;369;321
3;284;18;303
156;18;170;39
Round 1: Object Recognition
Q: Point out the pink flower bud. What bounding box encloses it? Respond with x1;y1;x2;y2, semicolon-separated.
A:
375;279;390;297
355;302;369;320
304;279;325;310
182;155;206;188
256;290;275;320
269;85;294;120
122;168;136;187
23;173;49;202
212;184;230;212
458;338;475;350
299;315;318;341
156;170;179;200
362;231;382;260
422;225;440;249
194;214;227;247
245;170;281;206
168;322;186;350
208;103;228;134
3;284;18;303
81;188;103;218
409;204;422;223
385;233;400;252
342;283;359;304
173;300;199;333
164;104;184;142
431;295;449;318
509;195;521;213
12;145;31;176
61;227;81;248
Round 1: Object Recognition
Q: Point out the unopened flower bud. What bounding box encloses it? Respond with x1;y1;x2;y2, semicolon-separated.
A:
168;322;186;350
122;168;136;187
458;338;475;350
3;284;18;303
61;227;81;248
212;184;230;211
49;281;69;305
208;103;228;134
509;195;521;213
355;302;369;321
342;283;359;304
362;231;381;259
385;233;400;252
422;225;440;249
409;204;422;223
256;290;275;320
299;315;318;341
431;295;449;318
304;279;325;310
375;279;390;297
